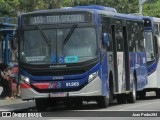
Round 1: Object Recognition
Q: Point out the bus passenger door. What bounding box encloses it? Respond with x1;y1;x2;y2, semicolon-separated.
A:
111;22;127;94
115;23;125;94
111;25;119;93
122;26;130;92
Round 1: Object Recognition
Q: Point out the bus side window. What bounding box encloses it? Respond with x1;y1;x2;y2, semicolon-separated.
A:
159;23;160;36
99;22;104;49
102;17;114;52
154;35;159;59
127;21;135;52
137;22;145;51
133;22;143;52
115;24;123;51
154;24;159;36
102;17;112;51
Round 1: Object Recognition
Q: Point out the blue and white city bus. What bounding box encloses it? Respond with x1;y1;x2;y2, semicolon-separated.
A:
18;6;148;111
140;16;160;98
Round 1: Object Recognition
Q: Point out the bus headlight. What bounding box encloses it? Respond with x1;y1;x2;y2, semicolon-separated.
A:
88;71;98;83
20;75;30;84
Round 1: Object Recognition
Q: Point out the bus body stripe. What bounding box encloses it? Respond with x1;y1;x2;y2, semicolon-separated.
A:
20;83;31;88
32;83;50;89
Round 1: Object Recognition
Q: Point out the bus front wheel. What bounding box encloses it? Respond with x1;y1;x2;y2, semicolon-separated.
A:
138;91;146;100
156;89;160;98
97;96;109;108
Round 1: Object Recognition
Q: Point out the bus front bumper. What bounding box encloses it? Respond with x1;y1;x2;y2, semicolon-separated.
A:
20;76;102;100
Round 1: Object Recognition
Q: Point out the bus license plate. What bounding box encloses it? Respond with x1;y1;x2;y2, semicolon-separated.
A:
50;92;67;97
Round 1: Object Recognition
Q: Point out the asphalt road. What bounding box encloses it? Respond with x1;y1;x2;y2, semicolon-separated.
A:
40;96;160;112
7;92;160;119
23;95;160;119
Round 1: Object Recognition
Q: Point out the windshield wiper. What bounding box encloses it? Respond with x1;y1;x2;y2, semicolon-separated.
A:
36;25;51;47
63;24;77;46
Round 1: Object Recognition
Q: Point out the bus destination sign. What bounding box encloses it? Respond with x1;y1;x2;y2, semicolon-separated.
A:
22;13;91;25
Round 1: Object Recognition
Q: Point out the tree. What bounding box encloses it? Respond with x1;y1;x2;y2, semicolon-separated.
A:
106;0;139;13
142;0;160;17
0;0;156;17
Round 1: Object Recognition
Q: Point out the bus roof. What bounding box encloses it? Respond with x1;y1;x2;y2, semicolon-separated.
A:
20;8;93;16
97;11;143;21
20;5;117;16
142;16;153;20
142;16;160;24
73;5;117;13
152;17;160;23
20;6;143;23
114;13;143;21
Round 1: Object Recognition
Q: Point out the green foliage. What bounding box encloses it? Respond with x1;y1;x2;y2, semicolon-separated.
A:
143;0;160;17
106;0;139;13
0;0;158;17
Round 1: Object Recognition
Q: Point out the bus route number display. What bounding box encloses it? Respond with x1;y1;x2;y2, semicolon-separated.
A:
29;14;85;24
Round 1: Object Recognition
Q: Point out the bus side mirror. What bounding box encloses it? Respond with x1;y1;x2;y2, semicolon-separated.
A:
103;33;108;45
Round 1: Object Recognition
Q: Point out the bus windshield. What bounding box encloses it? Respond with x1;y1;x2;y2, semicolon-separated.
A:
20;27;97;64
144;31;154;62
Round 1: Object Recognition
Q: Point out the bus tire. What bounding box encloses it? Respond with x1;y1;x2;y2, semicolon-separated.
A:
156;89;160;98
64;100;74;108
97;96;109;108
74;99;83;108
117;94;126;104
35;99;48;111
138;91;146;100
126;76;136;103
109;87;114;103
109;73;114;103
